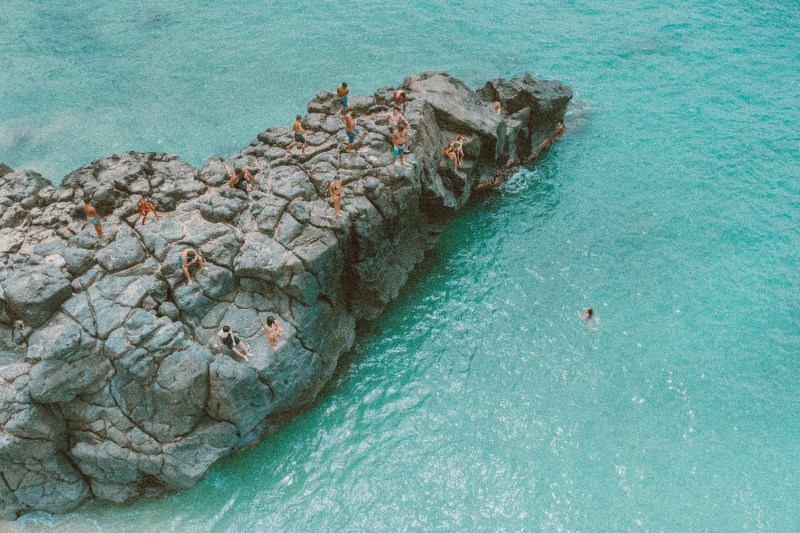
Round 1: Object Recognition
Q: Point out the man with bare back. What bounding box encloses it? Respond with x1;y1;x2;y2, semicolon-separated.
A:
392;123;409;168
337;82;349;112
393;89;408;115
286;115;310;154
83;200;104;237
226;164;259;194
329;175;344;216
179;247;207;285
136;195;160;225
341;111;365;153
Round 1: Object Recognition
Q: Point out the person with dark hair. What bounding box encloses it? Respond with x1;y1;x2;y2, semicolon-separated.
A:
371;106;409;135
393;89;408;115
214;325;252;360
329;175;344;216
264;316;284;349
136;195;160;225
391;123;409;168
578;307;599;330
287;115;310;154
337;82;349;112
226;163;258;194
341;111;365;153
444;136;470;173
83;199;104;237
179;247;207;285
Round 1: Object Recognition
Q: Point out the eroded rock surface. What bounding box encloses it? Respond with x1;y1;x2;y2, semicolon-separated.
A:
0;72;571;519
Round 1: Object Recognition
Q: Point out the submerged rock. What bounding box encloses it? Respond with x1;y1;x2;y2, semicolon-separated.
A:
0;72;571;519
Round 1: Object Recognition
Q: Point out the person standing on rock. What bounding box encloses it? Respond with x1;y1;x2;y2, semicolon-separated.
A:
337;82;349;113
83;199;104;237
179;248;207;285
341;111;365;153
391;123;409;168
371;107;409;135
136;195;160;225
393;89;408;115
329;175;344;216
264;316;284;349
286;115;310;155
215;325;253;360
444;136;470;173
226;164;258;194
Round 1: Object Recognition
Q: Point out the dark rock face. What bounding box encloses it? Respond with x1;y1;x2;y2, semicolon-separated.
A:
0;72;571;519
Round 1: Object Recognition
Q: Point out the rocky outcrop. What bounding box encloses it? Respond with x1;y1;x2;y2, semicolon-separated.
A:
0;72;571;519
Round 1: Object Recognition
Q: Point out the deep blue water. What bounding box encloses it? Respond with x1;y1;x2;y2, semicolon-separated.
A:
4;0;799;530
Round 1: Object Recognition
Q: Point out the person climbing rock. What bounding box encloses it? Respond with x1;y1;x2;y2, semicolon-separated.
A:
578;307;599;330
286;115;310;155
329;175;344;216
83;199;104;237
444;136;470;173
136;195;160;225
264;316;284;349
226;164;258;194
392;123;409;168
337;82;349;112
371;106;409;134
492;101;502;114
179;247;207;285
393;89;408;115
214;325;252;360
341;111;365;153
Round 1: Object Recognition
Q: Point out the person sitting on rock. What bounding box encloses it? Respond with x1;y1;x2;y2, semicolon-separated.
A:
226;164;259;194
341;111;365;153
337;82;349;112
371;106;409;134
83;199;104;237
393;89;408;115
215;325;252;360
264;316;284;349
179;247;207;285
136;195;160;225
329;175;344;216
392;123;409;168
286;115;310;155
492;101;502;114
444;136;470;173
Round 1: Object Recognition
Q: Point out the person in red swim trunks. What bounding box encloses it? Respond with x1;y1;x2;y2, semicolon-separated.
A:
136;195;160;225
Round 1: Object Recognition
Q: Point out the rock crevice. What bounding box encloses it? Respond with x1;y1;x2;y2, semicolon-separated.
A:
0;72;571;519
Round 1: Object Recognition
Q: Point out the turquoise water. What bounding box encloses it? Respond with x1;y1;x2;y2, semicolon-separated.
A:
6;0;800;530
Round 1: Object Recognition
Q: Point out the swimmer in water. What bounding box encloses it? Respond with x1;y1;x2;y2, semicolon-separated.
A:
578;307;599;330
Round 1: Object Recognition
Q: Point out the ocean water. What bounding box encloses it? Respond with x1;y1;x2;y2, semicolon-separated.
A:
5;0;800;530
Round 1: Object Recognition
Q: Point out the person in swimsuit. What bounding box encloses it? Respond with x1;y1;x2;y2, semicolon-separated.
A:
136;195;160;226
444;136;470;173
393;89;408;115
264;316;284;349
492;101;502;114
214;325;252;360
341;111;365;153
226;164;258;194
83;200;104;237
329;175;344;216
578;307;600;330
337;82;349;112
371;106;410;135
179;247;207;285
286;115;310;154
391;123;409;168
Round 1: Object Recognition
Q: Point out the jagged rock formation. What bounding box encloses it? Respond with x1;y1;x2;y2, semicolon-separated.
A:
0;72;571;519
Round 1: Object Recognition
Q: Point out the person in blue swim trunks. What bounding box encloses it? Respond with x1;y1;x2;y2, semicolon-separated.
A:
83;199;104;237
341;111;365;153
287;115;310;154
337;82;349;112
391;123;409;168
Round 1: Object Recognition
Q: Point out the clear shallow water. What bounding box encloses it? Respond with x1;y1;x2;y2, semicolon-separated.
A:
6;0;800;530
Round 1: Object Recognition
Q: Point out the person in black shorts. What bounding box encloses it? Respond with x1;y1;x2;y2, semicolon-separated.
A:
214;325;253;360
226;164;258;194
287;115;310;155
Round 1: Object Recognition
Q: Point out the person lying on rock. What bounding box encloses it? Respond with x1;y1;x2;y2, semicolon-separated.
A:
337;82;349;113
444;136;470;173
83;199;104;237
179;247;207;285
393;89;408;115
264;316;284;349
371;106;409;134
215;325;252;360
136;195;160;225
329;175;344;216
286;115;310;155
341;111;365;153
391;123;409;168
226;164;259;194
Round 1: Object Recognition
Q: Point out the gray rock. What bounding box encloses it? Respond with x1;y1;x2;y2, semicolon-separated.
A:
2;264;72;327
